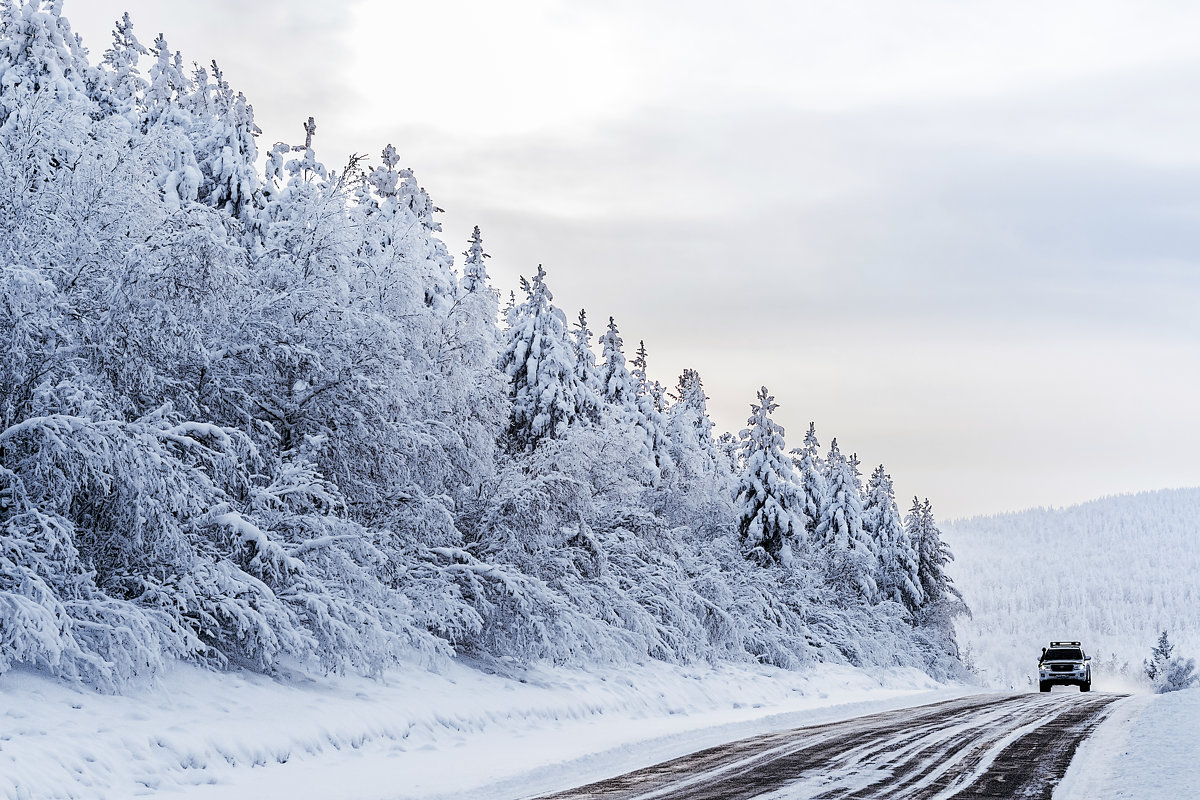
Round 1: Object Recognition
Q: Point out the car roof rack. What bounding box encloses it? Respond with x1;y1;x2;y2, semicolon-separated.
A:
1049;641;1081;646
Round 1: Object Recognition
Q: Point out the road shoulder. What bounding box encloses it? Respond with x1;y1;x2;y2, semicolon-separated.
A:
1054;689;1200;800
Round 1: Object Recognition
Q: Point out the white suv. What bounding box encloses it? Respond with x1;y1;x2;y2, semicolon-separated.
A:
1038;641;1092;692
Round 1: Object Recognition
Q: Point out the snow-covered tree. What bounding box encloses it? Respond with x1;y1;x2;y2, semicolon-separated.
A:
667;369;719;464
598;316;636;409
907;499;954;607
792;422;828;542
569;309;604;418
863;465;922;613
594;317;659;480
190;62;262;222
658;369;734;534
95;12;147;126
1145;631;1198;693
460;224;490;295
734;387;805;566
499;265;593;450
629;340;672;475
817;439;878;602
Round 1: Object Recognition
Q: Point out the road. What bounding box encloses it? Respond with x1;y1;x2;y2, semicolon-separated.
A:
531;692;1125;800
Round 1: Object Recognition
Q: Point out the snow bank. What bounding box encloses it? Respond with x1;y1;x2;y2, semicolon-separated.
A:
1056;687;1200;800
0;660;965;800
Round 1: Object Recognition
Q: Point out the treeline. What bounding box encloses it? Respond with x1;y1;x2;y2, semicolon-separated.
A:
0;1;966;691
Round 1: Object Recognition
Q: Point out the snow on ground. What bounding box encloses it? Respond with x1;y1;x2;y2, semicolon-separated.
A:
1056;687;1200;800
0;660;964;800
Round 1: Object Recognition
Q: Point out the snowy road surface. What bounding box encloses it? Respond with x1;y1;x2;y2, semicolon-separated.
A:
531;692;1124;800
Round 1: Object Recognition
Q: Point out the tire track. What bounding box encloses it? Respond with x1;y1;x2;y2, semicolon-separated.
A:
529;692;1124;800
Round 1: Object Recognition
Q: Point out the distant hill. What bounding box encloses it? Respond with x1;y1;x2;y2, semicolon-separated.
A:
942;488;1200;689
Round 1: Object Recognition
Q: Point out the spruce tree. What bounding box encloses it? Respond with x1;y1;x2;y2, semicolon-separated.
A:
569;309;603;422
863;465;921;613
792;422;828;541
664;369;732;509
96;12;147;126
597;316;660;476
598;316;637;409
629;339;672;474
734;387;805;566
818;439;878;601
1144;631;1197;693
498;265;592;450
905;497;964;625
460;225;490;294
668;369;717;457
191;62;263;222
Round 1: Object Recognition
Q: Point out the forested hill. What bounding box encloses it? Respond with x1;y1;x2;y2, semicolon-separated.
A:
0;1;965;692
944;487;1200;688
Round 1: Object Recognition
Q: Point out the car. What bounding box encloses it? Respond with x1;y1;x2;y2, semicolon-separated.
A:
1038;641;1091;692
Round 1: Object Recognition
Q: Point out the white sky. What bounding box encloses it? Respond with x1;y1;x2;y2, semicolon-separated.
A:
64;0;1200;518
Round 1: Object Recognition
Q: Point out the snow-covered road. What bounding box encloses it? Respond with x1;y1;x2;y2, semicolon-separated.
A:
531;693;1125;800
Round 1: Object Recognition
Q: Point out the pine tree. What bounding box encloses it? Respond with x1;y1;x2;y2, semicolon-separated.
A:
629;339;672;474
658;369;735;535
143;33;190;131
734;387;805;566
863;465;921;613
905;497;964;624
569;309;603;422
498;265;592;450
817;439;878;601
792;422;828;541
1145;630;1174;682
442;225;508;491
460;225;490;295
598;317;636;409
596;316;659;477
189;61;262;222
1145;631;1198;693
95;12;147;126
668;369;717;458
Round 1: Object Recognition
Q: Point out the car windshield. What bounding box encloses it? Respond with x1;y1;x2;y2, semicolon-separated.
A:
1044;648;1082;661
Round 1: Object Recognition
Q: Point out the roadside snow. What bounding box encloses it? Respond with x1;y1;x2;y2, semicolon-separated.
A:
0;660;968;800
1056;688;1200;800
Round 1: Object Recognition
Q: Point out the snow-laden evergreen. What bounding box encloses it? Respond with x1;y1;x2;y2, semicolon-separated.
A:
792;422;828;541
734;388;805;566
817;439;878;602
569;310;603;407
498;265;594;449
864;465;922;614
0;2;967;692
1144;631;1198;694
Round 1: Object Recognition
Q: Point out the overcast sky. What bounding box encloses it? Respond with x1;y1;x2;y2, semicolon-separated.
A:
65;0;1200;519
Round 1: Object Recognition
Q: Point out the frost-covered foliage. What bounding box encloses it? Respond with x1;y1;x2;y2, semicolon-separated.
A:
499;266;596;450
817;440;878;602
864;465;921;614
0;2;966;691
1144;631;1197;694
944;488;1200;689
735;388;804;567
792;422;828;540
